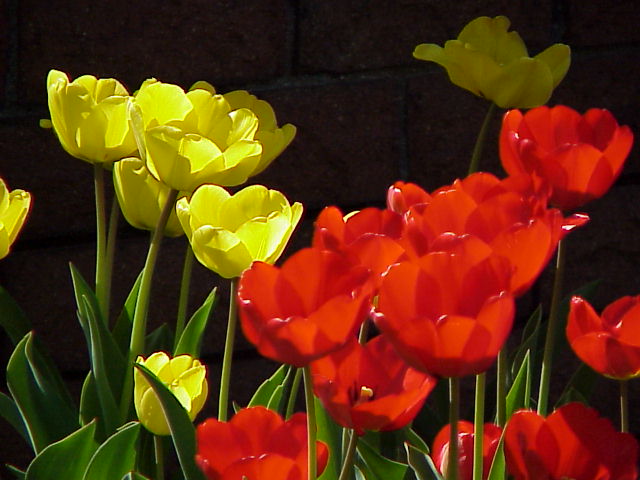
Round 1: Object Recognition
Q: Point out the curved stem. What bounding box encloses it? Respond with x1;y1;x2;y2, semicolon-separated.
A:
473;373;485;480
286;368;303;419
174;244;195;345
537;239;567;416
495;349;507;426
337;429;358;480
467;102;497;175
94;164;108;322
154;435;165;480
218;278;239;421
620;380;629;433
303;366;318;480
103;195;120;325
447;377;460;480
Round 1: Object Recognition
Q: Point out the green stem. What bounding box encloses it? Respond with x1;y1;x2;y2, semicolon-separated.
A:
473;373;485;480
495;349;507;426
447;377;460;480
218;278;239;421
537;239;567;416
303;366;318;480
174;245;195;346
119;188;178;421
620;380;629;433
94;164;108;322
154;435;165;480
337;429;358;480
103;195;120;325
286;368;303;419
467;102;497;175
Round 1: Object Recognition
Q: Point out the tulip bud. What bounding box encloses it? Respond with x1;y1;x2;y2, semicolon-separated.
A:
0;178;31;260
134;352;208;436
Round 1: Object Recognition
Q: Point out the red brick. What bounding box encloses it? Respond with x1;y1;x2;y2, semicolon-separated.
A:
298;0;554;74
19;0;291;104
566;1;640;46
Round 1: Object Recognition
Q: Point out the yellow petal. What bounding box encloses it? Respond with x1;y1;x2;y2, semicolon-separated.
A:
191;226;253;278
535;43;571;88
135;80;193;128
486;57;553;108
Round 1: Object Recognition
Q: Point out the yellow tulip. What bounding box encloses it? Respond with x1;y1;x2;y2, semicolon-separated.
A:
113;157;184;237
0;179;31;260
176;184;303;279
413;16;570;109
134;352;208;436
132;79;263;192
46;69;137;163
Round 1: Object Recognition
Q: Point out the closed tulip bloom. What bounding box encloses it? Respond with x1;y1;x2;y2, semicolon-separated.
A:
238;247;372;367
196;406;328;480
431;421;502;480
46;69;137;163
133;79;263;192
500;106;634;210
568;295;640;379
386;181;432;215
375;234;514;377
414;16;570;109
311;336;437;435
113;157;183;237
176;184;302;279
504;403;638;480
134;352;208;436
0;179;31;260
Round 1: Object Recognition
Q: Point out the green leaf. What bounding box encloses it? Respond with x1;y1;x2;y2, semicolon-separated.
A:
120;473;152;480
25;421;98;480
82;422;141;480
133;363;205;480
79;372;100;428
486;434;506;480
356;437;407;480
174;287;217;356
69;263;103;337
145;323;173;355
404;443;442;480
404;427;430;454
7;333;78;453
248;364;289;408
5;464;25;479
506;351;531;418
510;305;542;381
0;391;29;443
0;285;30;345
555;363;599;407
266;385;285;413
316;398;342;480
112;271;143;355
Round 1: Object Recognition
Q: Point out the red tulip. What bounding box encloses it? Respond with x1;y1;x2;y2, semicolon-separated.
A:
504;402;638;480
431;421;502;480
374;234;515;377
196;406;328;480
567;295;640;379
237;247;372;367
310;335;437;435
387;181;432;215
500;105;633;211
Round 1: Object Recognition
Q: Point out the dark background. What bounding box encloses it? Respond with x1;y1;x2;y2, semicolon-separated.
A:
1;0;640;472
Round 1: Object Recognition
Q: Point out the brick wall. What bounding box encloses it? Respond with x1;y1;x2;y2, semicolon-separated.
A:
1;0;639;471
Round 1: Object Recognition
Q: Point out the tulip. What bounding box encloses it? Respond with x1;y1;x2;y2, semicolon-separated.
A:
0;179;31;260
567;295;640;379
386;181;432;215
196;406;328;480
431;421;502;480
133;79;274;192
504;403;638;480
374;234;514;377
237;247;372;367
500;105;634;210
414;16;570;109
134;352;208;436
176;184;302;279
46;69;137;163
311;335;437;435
113;157;183;237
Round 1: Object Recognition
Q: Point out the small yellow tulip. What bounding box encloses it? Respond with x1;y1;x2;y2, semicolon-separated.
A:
113;157;183;237
413;16;570;109
46;69;137;163
0;179;31;260
134;352;208;436
176;184;303;279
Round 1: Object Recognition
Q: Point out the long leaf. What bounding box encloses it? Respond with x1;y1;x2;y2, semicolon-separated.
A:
69;263;103;338
316;398;342;480
112;271;143;355
404;443;442;480
174;287;217;356
356;437;407;480
7;333;78;453
486;433;506;480
506;351;531;419
133;363;205;480
555;363;600;407
0;391;29;443
25;421;98;480
5;464;26;479
0;285;30;345
82;422;141;480
248;364;289;408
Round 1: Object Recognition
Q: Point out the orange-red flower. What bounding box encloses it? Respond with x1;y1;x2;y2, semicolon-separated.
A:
374;234;515;377
504;403;638;480
500;105;633;211
196;406;328;480
567;295;640;379
431;421;502;480
387;181;432;215
310;335;437;435
237;247;372;367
